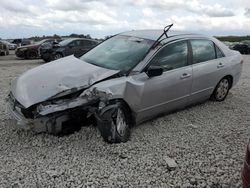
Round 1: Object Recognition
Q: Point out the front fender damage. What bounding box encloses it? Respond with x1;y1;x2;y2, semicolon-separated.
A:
23;86;114;135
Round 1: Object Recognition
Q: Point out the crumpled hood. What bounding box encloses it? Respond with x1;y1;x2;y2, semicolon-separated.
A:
11;55;119;108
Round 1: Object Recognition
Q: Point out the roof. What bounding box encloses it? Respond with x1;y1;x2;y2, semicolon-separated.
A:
120;30;200;41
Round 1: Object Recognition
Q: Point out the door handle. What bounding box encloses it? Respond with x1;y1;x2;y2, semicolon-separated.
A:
180;73;191;79
217;63;224;68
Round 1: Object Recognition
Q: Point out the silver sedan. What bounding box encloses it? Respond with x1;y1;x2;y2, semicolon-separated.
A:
8;25;243;143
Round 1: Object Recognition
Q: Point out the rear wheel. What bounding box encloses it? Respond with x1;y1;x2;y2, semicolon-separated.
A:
211;77;231;101
97;101;132;143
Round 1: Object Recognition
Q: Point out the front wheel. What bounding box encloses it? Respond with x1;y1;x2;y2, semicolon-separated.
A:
211;77;231;102
97;101;132;143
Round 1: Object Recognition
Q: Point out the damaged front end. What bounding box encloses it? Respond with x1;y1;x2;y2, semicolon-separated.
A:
7;87;108;135
7;55;120;134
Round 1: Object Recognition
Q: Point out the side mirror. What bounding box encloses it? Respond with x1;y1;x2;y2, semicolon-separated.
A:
146;66;163;78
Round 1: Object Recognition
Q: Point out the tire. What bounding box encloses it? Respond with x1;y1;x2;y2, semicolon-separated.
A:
53;53;63;60
211;77;231;102
97;101;132;143
26;50;37;59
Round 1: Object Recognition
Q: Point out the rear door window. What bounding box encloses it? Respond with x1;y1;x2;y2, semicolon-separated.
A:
191;39;216;64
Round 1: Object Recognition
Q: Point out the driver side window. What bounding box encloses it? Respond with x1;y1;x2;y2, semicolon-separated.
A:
151;41;188;71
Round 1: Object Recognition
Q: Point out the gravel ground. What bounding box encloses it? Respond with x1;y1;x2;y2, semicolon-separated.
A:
0;51;249;188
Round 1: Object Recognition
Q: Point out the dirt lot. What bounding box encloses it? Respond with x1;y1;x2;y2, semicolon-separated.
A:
0;51;249;187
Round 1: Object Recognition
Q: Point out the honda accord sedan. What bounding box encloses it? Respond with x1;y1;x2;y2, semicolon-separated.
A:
7;25;243;143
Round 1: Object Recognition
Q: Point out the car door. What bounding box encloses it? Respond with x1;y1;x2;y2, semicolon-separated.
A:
135;40;193;122
189;39;227;103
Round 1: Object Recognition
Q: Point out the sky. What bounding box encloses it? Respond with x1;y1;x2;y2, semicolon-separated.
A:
0;0;250;39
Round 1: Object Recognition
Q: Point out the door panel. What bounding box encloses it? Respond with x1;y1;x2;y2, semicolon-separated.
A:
191;58;226;102
189;39;227;102
135;67;193;122
134;40;193;122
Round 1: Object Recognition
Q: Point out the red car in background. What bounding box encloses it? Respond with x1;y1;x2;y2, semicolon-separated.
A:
242;141;250;188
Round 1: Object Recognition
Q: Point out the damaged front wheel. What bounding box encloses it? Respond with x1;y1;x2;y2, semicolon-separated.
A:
97;101;131;143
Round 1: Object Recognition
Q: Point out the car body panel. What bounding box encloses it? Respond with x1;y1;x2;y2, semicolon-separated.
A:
135;66;193;122
190;57;228;102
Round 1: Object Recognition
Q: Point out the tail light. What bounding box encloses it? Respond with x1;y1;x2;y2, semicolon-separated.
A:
241;60;244;64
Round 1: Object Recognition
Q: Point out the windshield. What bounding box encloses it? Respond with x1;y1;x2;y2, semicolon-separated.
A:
80;35;154;72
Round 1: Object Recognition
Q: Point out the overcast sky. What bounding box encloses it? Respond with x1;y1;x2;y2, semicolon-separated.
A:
0;0;250;39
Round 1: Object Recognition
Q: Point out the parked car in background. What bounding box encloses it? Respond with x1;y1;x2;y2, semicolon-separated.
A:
12;39;31;47
15;39;61;59
0;40;17;50
0;41;9;56
7;25;243;143
242;140;250;188
40;38;99;62
233;43;250;54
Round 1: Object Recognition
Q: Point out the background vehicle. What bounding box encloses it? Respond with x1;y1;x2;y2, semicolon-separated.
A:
233;43;250;54
12;39;31;47
0;40;17;50
15;39;61;59
8;25;243;143
242;141;250;188
40;38;99;62
0;41;9;56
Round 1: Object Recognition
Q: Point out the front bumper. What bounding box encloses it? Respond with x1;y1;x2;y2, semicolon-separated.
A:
7;101;33;128
7;99;48;133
